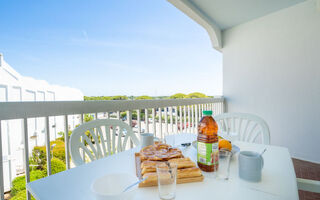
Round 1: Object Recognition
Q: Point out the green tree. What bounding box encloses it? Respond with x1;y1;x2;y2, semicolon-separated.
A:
43;158;66;175
84;96;127;100
31;140;66;169
84;96;111;101
120;111;126;119
11;170;45;196
84;114;94;122
57;130;72;142
135;95;153;100
11;158;66;199
110;95;128;100
186;92;208;99
170;93;187;99
83;96;90;101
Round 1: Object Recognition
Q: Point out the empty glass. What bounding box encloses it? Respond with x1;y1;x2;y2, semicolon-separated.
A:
156;163;177;200
217;149;232;180
165;136;175;147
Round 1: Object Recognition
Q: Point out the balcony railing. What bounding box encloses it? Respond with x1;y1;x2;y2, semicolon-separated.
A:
0;97;224;200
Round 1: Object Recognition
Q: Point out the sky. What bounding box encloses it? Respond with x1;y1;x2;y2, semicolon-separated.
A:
0;0;222;96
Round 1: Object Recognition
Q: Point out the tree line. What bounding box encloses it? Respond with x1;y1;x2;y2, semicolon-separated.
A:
84;92;212;101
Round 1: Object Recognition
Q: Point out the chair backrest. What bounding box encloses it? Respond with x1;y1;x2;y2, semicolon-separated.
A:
214;113;270;144
70;119;139;166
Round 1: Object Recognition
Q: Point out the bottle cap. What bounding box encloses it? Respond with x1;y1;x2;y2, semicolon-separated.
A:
202;110;212;116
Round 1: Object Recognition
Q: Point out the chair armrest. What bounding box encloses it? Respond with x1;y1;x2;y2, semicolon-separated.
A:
297;178;320;193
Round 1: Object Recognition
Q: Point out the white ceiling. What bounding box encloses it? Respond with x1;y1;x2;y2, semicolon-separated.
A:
188;0;305;30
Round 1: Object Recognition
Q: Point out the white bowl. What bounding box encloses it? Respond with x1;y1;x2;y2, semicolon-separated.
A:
91;173;138;200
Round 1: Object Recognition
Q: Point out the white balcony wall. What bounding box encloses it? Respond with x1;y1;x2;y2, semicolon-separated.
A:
222;0;320;163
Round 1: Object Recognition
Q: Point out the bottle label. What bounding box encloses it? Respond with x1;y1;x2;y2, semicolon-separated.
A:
197;141;219;166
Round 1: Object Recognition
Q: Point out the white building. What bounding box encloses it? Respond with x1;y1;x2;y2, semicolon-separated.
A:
0;53;83;192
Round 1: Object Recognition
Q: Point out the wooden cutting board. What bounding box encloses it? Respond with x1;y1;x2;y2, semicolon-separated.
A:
135;153;204;187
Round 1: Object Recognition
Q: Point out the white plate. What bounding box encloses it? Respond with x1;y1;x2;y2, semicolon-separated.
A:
91;173;138;200
191;140;240;155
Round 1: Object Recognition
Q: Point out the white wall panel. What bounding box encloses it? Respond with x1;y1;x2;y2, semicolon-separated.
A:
222;0;320;162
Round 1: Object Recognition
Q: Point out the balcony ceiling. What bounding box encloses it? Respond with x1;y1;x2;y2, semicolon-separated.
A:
168;0;306;50
187;0;305;30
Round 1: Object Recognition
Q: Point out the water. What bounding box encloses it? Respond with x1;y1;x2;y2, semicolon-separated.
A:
158;183;176;200
157;164;177;200
217;149;232;180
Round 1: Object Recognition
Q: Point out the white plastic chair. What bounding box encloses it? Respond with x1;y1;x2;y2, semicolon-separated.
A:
214;113;270;144
297;178;320;193
70;119;139;166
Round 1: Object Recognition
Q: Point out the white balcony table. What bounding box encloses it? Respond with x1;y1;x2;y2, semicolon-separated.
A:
26;133;298;200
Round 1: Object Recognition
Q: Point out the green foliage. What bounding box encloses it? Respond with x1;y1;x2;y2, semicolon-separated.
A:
168;115;176;122
84;96;128;101
84;93;210;101
31;140;66;169
48;140;66;162
57;130;72;142
10;190;35;200
28;159;39;172
11;140;68;199
31;146;46;169
84;96;112;101
57;114;92;143
43;158;66;175
170;93;187;99
119;110;145;120
120;111;126;119
11;158;65;198
186;92;208;99
168;92;210;99
156;96;170;99
84;114;94;122
132;112;137;120
11;170;46;196
155;115;177;122
84;129;97;145
135;95;153;100
155;115;165;122
110;95;128;100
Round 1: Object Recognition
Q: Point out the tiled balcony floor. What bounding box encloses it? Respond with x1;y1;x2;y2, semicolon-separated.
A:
293;158;320;200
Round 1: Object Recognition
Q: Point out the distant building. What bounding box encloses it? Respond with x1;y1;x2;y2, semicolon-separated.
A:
0;53;83;192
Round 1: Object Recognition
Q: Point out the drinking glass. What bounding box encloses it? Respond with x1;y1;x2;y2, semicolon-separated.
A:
164;136;175;147
217;149;232;180
156;163;177;200
159;137;167;145
140;133;155;148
